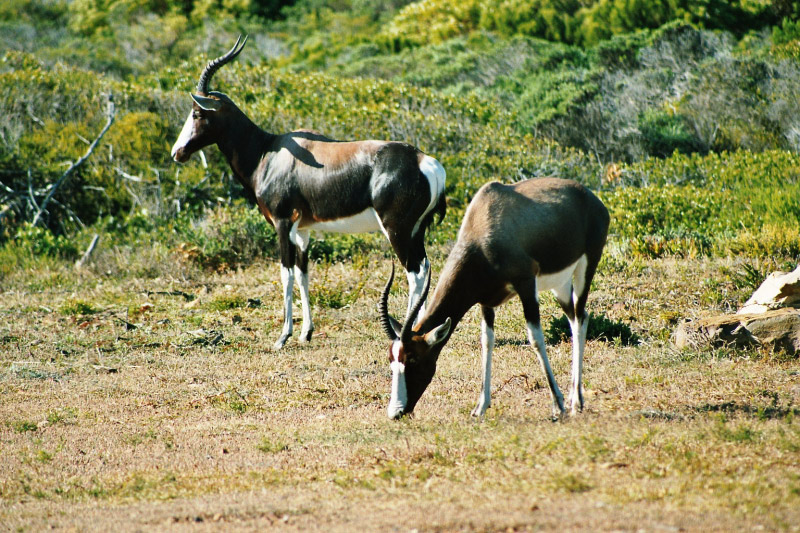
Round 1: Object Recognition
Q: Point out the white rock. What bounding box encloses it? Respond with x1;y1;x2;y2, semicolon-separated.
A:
738;265;800;315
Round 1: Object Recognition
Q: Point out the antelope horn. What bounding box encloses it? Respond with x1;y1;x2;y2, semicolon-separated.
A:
196;35;248;95
379;262;402;340
400;266;431;344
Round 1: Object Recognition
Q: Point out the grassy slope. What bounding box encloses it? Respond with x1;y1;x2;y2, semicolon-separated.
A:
1;251;798;531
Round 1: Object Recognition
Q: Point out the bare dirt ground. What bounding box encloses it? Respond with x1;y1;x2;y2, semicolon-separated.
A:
1;252;798;531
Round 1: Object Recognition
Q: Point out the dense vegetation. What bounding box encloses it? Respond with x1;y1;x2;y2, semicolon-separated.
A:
1;0;799;275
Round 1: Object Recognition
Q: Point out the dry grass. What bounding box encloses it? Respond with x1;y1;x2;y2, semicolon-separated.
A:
1;249;799;532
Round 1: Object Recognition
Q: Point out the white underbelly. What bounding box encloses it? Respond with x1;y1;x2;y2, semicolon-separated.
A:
304;208;382;234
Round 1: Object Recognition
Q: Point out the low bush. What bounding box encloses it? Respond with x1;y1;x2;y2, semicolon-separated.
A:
12;223;79;259
546;312;639;346
175;204;277;272
59;299;99;316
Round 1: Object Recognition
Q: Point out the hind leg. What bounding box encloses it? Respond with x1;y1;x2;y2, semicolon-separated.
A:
293;228;314;342
274;219;296;350
553;255;593;415
516;277;565;420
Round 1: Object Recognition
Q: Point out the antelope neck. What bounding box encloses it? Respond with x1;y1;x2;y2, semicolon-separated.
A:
216;114;273;187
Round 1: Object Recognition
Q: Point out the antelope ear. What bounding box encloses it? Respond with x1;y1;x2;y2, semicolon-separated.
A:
190;93;222;111
423;318;451;347
388;315;403;339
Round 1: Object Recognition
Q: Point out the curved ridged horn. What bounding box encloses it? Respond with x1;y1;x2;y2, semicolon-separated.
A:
379;262;399;340
400;267;431;344
196;35;248;95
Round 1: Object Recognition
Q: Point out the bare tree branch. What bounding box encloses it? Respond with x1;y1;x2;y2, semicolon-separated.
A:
32;94;116;227
75;234;100;269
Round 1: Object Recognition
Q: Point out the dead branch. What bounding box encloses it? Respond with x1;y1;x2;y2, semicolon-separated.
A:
32;93;116;227
114;166;143;182
75;234;100;270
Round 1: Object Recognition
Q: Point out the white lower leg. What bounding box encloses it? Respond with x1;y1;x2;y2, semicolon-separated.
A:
569;316;588;414
294;265;313;342
472;318;494;417
527;321;565;418
275;265;294;349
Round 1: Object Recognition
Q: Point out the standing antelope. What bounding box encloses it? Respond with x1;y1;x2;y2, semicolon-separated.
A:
379;177;609;419
171;37;446;349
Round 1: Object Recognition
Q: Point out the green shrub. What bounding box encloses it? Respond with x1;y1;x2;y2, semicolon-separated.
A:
591;29;649;69
175;204;277;272
59;299;99;316
726;224;800;258
256;436;290;453
601;148;800;258
772;17;800;45
378;0;482;51
603;184;732;239
309;261;369;309
638;109;705;158
12;223;79;258
546;312;639;346
11;420;38;433
309;234;378;263
207;294;247;311
377;0;776;50
0;53;217;241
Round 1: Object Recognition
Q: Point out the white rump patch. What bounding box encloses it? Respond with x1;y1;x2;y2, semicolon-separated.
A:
413;155;446;236
499;254;589;303
538;254;588;294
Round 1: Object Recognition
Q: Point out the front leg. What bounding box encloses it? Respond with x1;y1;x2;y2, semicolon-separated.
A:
293;228;314;342
472;306;495;418
568;312;589;415
274;219;296;349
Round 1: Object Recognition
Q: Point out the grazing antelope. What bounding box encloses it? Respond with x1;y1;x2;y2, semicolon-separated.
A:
379;177;609;419
171;37;446;349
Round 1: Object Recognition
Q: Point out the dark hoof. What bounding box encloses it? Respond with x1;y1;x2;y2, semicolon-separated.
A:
274;334;290;350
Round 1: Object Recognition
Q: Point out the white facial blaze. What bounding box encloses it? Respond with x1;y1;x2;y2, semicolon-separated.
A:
171;110;196;161
387;341;407;419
